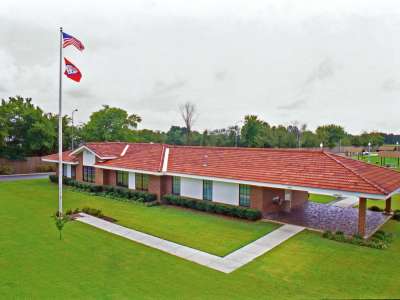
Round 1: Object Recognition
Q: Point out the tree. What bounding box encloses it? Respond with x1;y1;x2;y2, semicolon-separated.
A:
53;213;69;240
301;130;319;148
179;102;197;145
166;126;186;145
82;105;141;142
0;96;56;158
359;132;385;147
240;115;270;147
316;124;346;148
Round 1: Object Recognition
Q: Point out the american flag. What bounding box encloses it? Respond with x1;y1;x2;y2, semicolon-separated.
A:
62;32;85;51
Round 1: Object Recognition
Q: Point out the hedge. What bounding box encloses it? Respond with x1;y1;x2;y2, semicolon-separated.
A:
163;194;262;221
49;175;157;203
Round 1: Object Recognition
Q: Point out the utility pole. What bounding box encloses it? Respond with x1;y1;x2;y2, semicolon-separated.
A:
71;108;78;150
368;142;371;163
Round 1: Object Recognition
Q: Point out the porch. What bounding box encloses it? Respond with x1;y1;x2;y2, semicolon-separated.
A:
264;201;392;237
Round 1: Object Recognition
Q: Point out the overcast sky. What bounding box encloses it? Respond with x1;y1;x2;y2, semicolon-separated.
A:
1;0;400;134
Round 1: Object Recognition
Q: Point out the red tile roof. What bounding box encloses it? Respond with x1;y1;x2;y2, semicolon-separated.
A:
42;150;78;163
84;142;128;158
167;146;400;196
42;142;400;197
95;143;165;173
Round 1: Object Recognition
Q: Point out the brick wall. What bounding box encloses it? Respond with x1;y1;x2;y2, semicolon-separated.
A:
95;168;104;185
149;175;162;200
250;186;308;214
75;154;83;182
103;170;117;186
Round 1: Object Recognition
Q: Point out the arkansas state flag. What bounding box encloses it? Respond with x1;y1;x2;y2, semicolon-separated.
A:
64;58;82;82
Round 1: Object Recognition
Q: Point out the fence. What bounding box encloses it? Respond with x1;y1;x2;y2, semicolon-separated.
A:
0;156;55;175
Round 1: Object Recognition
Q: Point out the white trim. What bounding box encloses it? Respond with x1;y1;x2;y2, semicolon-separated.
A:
69;145;117;160
41;158;78;165
95;164;162;176
387;187;400;199
121;145;129;157
164;172;388;200
162;148;169;172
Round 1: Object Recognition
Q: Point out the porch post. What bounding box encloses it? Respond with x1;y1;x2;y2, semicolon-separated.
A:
358;197;367;237
385;197;392;214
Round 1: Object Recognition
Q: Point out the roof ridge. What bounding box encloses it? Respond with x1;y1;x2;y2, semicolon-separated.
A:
323;151;388;194
169;144;324;153
158;144;166;172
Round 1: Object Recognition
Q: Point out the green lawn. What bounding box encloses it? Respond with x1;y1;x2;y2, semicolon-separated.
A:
367;194;400;211
5;179;277;256
1;179;400;299
308;194;335;204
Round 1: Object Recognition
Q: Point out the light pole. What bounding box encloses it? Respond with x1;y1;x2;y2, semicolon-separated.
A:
234;120;243;147
368;142;371;163
71;109;78;150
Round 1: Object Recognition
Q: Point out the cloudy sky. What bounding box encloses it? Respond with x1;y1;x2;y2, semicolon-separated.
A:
1;0;400;133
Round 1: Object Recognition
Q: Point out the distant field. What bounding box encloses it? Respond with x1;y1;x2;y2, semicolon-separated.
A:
353;154;400;169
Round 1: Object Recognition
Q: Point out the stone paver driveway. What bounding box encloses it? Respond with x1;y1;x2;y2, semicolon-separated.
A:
264;202;391;237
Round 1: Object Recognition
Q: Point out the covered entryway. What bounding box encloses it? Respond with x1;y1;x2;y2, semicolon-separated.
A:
264;199;392;238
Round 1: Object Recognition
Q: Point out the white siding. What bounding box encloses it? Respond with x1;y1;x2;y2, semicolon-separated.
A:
83;150;96;166
128;172;135;189
181;177;203;199
213;182;239;205
65;164;72;178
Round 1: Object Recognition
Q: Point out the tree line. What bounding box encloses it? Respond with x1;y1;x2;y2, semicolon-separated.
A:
0;96;395;159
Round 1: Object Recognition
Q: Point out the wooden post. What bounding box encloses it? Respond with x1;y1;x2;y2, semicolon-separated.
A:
385;197;392;214
358;197;367;237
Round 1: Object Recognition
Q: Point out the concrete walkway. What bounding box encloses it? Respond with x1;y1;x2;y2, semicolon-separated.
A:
331;196;359;208
76;213;304;273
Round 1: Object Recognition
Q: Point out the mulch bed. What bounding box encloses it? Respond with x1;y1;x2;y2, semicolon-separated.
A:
69;213;117;223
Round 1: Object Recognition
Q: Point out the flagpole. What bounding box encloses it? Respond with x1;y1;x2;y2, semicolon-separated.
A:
58;27;63;215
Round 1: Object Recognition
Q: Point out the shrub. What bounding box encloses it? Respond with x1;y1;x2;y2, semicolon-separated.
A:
49;174;58;183
82;207;103;217
322;230;393;250
0;165;13;175
48;175;157;203
369;205;383;212
393;210;400;221
163;194;262;221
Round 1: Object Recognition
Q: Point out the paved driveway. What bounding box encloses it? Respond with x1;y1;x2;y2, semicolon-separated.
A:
0;173;54;181
264;202;391;237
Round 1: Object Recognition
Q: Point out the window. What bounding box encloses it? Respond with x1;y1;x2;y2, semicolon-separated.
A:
83;166;95;183
135;173;149;191
172;177;181;195
62;164;68;177
116;171;129;187
203;180;213;201
71;166;76;179
239;185;251;207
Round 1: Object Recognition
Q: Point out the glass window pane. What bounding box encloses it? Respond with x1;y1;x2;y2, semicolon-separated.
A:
116;171;128;187
239;185;250;207
203;180;212;201
172;177;181;195
135;174;149;191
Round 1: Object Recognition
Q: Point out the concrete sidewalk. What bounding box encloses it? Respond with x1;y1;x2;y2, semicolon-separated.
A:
331;196;359;208
76;213;304;273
